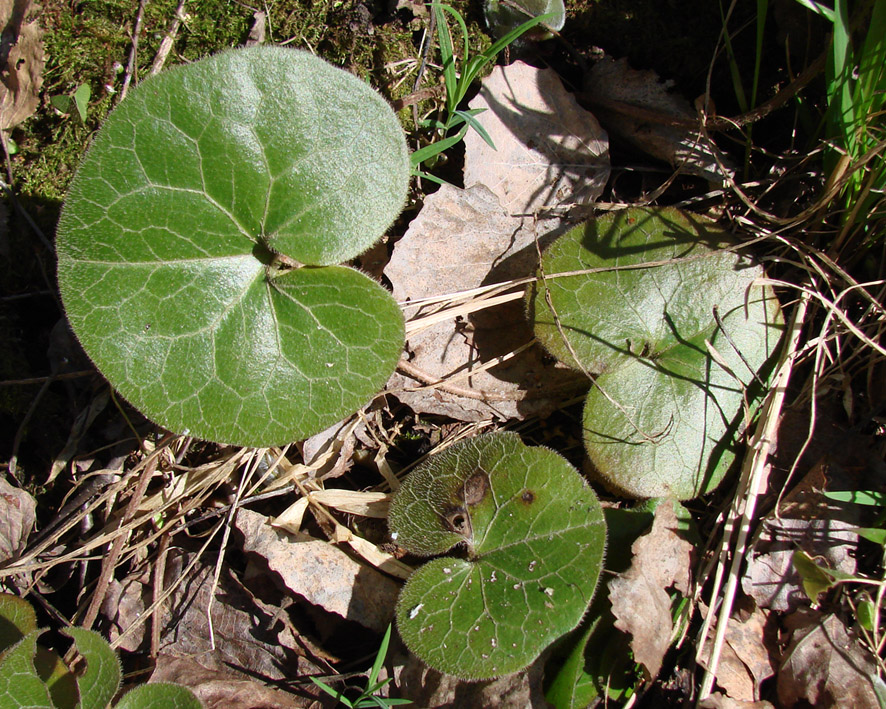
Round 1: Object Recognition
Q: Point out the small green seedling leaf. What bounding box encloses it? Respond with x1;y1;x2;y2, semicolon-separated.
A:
528;207;783;499
73;83;91;123
115;682;203;708
56;46;409;446
857;598;876;631
793;549;858;604
0;631;55;707
389;432;606;680
64;627;121;709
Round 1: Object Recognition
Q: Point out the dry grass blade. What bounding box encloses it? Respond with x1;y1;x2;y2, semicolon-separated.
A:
697;293;809;699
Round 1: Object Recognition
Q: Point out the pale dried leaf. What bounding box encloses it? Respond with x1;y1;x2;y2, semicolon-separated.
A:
464;61;609;215
236;508;400;632
609;502;693;678
0;477;36;564
150;655;318;709
0;0;44;131
700;604;775;701
308;489;390;518
386;183;585;421
584;57;732;183
777;611;879;708
273;496;310;533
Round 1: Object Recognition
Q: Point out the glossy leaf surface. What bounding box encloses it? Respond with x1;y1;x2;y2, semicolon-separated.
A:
529;207;783;499
57;46;408;446
390;432;606;679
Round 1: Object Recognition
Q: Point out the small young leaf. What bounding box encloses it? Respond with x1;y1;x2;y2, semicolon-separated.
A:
64;627;121;709
115;682;203;709
390;432;606;680
73;83;91;123
793;550;841;603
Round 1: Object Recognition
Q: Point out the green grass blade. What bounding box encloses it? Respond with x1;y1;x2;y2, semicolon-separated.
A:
311;677;354;707
367;625;392;686
409;126;469;165
432;3;458;115
411;168;452;186
455;109;496;149
792;0;835;22
483;11;557;59
437;3;470;71
824;490;886;506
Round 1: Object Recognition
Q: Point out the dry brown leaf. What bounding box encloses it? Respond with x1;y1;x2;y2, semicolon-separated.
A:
236;508;400;632
742;462;859;612
608;501;693;679
0;476;36;564
150;655;319;709
777;611;879;708
699;693;775;709
386;183;585;421
699;603;775;701
583;56;732;183
397;652;548;708
464;61;609;214
0;0;44;131
107;548;309;682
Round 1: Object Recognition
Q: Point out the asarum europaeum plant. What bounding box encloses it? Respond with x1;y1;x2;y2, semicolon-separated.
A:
388;432;606;680
528;207;784;500
56;46;410;447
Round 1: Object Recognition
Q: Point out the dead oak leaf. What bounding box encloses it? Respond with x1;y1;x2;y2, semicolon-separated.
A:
608;501;692;679
0;0;44;131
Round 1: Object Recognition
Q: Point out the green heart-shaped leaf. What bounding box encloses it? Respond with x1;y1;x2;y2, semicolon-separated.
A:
57;46;409;446
64;627;121;709
528;207;783;498
389;432;606;679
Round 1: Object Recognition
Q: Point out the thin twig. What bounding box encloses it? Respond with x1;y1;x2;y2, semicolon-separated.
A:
79;433;175;629
119;0;148;102
151;0;187;75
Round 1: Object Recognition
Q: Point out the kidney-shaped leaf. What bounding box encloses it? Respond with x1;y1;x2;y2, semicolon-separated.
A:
389;432;606;680
528;208;783;499
56;46;409;446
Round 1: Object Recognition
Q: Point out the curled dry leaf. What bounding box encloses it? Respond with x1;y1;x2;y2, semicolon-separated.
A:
464;61;609;215
608;501;692;679
0;0;44;131
777;611;879;708
0;477;36;565
236;508;400;632
583;56;733;184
